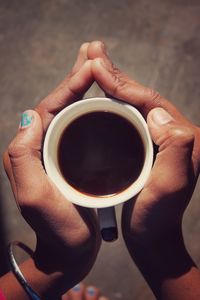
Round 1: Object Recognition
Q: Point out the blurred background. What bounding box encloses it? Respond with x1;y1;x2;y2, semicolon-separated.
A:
0;0;200;299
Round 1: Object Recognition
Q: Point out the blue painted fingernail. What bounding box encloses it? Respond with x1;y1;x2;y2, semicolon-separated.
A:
72;283;80;292
20;112;33;128
87;286;96;296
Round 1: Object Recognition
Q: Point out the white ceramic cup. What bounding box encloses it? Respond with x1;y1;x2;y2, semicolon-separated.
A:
43;97;153;240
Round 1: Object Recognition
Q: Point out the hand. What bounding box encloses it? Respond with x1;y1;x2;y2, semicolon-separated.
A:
87;41;200;299
3;43;101;298
87;42;200;237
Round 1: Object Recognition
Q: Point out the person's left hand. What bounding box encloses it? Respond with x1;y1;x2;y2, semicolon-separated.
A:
3;43;101;297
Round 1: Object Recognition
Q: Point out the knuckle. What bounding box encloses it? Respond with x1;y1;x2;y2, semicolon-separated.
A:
168;126;195;146
111;68;128;96
146;87;162;104
158;126;195;152
8;141;27;161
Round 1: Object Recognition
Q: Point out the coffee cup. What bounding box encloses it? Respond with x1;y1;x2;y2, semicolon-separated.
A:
43;97;153;241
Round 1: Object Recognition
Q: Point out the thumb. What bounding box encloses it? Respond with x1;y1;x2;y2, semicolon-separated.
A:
7;110;48;205
146;107;195;196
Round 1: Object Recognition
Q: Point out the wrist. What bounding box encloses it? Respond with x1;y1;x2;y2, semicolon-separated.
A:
0;258;68;300
124;227;196;297
33;244;75;295
125;226;192;268
33;237;98;293
21;258;66;299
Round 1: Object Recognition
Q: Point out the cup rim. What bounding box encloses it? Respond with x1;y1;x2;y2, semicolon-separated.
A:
43;97;153;208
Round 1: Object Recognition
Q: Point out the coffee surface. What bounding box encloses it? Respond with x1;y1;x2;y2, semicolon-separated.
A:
58;111;145;196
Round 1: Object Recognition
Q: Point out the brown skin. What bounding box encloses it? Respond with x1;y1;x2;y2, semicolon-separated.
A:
1;41;200;299
1;43;101;299
87;41;200;299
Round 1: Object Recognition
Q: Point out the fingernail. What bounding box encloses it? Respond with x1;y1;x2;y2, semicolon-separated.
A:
87;286;96;296
151;108;173;126
72;283;81;292
20;111;33;128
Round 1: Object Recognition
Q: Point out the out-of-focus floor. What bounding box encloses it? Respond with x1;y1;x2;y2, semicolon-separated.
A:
0;0;200;299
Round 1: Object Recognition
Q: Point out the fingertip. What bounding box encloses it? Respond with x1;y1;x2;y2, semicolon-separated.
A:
85;285;99;299
75;282;84;290
68;282;84;298
8;109;43;154
91;40;105;48
72;282;84;291
88;40;105;55
79;42;90;53
88;40;109;61
71;42;91;74
77;42;90;61
147;107;174;128
21;108;42;124
19;110;34;129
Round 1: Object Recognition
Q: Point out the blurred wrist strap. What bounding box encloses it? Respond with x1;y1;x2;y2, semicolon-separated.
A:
8;241;41;300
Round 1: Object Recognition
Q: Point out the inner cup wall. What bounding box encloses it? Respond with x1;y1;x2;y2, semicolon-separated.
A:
57;111;146;197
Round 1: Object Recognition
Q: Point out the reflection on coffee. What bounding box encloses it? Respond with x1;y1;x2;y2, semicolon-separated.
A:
58;111;145;196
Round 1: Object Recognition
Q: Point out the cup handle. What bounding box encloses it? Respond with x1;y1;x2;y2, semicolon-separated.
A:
97;207;118;242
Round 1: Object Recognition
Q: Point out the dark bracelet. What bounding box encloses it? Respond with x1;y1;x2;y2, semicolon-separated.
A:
8;241;42;300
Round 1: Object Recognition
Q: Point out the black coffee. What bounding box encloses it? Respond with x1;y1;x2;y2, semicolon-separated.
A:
58;111;145;196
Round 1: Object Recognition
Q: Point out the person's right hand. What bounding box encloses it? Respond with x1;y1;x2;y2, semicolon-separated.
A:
87;41;200;299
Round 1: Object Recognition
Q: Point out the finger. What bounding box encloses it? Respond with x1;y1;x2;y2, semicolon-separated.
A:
84;286;99;300
87;41;119;98
90;44;200;172
66;283;84;300
71;42;90;74
3;43;89;194
91;57;185;121
146;108;196;198
7;110;100;243
7;110;48;205
39;41;90;115
87;41;112;65
122;108;196;235
36;59;94;131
